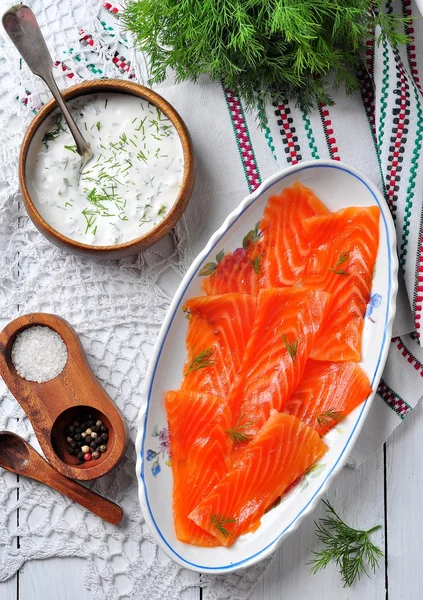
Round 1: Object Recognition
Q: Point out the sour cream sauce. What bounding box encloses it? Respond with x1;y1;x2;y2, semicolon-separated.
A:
26;93;184;246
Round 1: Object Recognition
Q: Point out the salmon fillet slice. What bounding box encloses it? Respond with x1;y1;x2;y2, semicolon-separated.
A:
166;390;233;546
301;206;380;361
183;293;256;375
284;360;372;436
227;287;331;440
189;411;327;546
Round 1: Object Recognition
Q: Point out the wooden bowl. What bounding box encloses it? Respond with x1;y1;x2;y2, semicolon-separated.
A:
19;79;195;260
0;313;128;481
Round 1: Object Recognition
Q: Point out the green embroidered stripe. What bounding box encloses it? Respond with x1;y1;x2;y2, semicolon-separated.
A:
258;99;277;161
302;110;320;159
359;74;387;200
378;35;390;155
401;81;423;267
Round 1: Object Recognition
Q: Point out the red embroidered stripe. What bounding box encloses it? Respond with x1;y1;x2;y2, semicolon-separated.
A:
54;60;75;79
360;66;377;143
223;87;261;193
103;2;119;14
79;27;136;79
392;336;423;375
318;104;340;161
377;379;411;419
404;0;423;340
385;53;411;219
415;220;423;335
274;103;302;165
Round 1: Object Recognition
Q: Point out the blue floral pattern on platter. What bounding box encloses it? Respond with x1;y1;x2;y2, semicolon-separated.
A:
146;426;171;477
366;293;382;322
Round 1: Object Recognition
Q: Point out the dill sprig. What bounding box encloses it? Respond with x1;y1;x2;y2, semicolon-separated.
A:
329;251;350;276
225;413;255;444
282;333;298;362
185;348;215;374
122;0;409;113
309;500;383;587
42;113;65;148
249;254;263;276
316;408;345;427
209;514;237;538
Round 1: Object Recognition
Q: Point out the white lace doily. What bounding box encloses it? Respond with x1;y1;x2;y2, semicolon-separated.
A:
0;1;271;597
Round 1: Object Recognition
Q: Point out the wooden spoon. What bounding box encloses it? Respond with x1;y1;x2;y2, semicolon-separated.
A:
0;431;123;524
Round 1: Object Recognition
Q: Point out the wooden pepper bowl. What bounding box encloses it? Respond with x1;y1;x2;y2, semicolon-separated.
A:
0;313;128;480
19;79;195;260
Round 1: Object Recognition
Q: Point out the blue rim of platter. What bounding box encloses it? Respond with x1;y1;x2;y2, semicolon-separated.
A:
136;159;398;572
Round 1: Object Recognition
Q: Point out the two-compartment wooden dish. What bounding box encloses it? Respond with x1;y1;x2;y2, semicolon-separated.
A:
0;313;127;480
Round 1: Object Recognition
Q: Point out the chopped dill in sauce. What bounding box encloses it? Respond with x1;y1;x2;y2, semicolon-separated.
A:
27;93;184;246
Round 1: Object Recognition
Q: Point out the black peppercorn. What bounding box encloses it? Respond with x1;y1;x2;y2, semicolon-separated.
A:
65;413;108;461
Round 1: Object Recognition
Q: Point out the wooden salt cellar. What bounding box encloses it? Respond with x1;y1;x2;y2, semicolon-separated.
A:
0;313;128;481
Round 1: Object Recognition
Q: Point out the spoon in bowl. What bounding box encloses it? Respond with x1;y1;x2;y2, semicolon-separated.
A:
0;431;123;524
2;4;93;174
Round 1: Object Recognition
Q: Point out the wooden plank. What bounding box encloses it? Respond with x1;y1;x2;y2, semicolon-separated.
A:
19;555;201;599
247;449;385;600
0;576;17;600
19;558;91;599
386;399;423;600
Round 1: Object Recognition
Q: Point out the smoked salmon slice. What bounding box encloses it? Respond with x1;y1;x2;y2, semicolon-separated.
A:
284;360;372;436
166;390;233;546
227;287;331;439
199;246;261;296
183;294;256;375
301;206;380;361
189;411;327;546
257;182;330;288
181;314;233;396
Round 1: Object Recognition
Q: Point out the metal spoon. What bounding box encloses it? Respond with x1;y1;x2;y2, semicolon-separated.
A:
0;431;123;524
2;4;93;172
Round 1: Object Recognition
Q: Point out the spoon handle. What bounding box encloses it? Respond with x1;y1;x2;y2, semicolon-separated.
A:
30;462;124;524
2;5;91;158
42;471;123;524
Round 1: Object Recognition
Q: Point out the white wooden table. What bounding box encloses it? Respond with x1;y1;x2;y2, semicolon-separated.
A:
1;397;421;600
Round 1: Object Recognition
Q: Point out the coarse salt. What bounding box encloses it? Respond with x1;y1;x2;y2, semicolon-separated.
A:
11;326;68;383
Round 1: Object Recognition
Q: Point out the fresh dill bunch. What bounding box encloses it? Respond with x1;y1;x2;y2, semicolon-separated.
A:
309;500;383;587
122;0;409;111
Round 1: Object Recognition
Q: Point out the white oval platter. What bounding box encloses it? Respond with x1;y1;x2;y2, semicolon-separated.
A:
135;159;398;574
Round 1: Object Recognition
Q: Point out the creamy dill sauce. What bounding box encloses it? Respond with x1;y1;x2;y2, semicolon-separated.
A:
26;93;184;246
